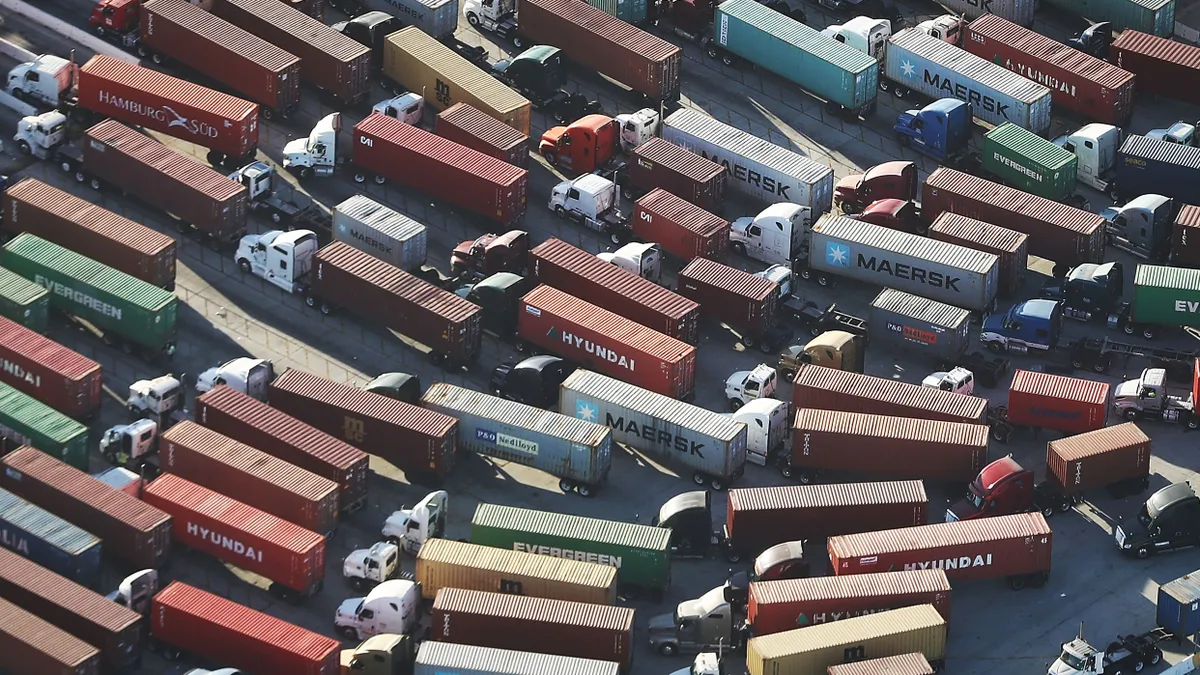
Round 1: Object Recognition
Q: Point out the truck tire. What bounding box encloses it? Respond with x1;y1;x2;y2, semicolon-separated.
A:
729;398;743;411
16;140;30;156
724;547;742;563
466;12;480;26
1008;575;1027;591
658;643;678;657
731;242;746;255
576;484;594;498
1124;409;1139;422
1135;545;1151;559
1150;649;1162;665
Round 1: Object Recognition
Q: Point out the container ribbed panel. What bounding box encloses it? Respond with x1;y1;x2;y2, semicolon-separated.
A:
471;503;671;551
730;481;928;512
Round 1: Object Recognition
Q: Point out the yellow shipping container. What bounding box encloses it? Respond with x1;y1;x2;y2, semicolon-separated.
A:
415;538;617;604
382;27;532;135
747;605;947;675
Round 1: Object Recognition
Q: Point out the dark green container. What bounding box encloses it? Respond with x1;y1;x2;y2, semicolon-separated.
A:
0;266;50;334
983;123;1078;201
1131;264;1200;327
0;381;89;470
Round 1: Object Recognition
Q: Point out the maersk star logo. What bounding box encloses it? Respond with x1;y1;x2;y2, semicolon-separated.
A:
337;222;347;235
576;400;598;423
825;242;850;268
901;60;916;78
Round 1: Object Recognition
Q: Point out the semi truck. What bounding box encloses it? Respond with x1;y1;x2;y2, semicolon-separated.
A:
1115;482;1200;559
1049;627;1170;675
1044;263;1200;341
1112;363;1199;429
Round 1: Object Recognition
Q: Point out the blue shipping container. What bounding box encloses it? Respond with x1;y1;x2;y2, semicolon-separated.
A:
0;487;101;588
583;0;647;24
1116;135;1200;203
1159;570;1200;637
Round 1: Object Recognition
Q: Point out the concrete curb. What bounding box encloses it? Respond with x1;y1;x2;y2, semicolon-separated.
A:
0;0;142;65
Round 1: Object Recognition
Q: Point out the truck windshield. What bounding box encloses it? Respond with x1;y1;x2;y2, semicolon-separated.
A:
965;491;985;509
1058;650;1086;670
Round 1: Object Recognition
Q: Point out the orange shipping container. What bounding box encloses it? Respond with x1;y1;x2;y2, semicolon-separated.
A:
792;364;989;424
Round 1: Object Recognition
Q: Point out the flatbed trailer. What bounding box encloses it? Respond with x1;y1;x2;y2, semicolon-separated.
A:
1064;337;1199;377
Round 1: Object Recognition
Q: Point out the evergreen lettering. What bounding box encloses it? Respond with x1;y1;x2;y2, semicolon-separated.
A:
186;522;264;563
513;543;622;567
922;72;1011;118
856;255;961;291
561;330;636;371
604;413;705;457
33;275;123;319
993;152;1042;183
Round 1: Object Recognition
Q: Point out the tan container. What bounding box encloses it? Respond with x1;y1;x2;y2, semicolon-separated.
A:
827;653;933;675
747;604;947;675
382;27;531;135
415;539;617;604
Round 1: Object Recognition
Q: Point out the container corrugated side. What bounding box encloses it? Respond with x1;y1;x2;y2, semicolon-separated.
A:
633;189;730;261
332;195;428;272
436;103;530;168
1117;135;1200;203
1172;205;1200;267
1046;0;1174;36
940;0;1034;24
1158;571;1200;638
0;266;49;333
1007;370;1110;434
791;364;988;423
827;654;934;675
928;213;1028;296
0;486;102;587
1045;422;1150;493
1112;30;1199;103
0;595;101;675
1131;264;1200;326
414;641;620;675
0;314;102;419
867;288;971;362
582;0;648;23
982;123;1078;200
631;138;726;213
0;381;90;471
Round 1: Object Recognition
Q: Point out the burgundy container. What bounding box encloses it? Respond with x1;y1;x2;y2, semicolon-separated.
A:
210;0;370;104
677;257;778;339
312;242;482;364
143;474;326;595
431;588;635;671
77;55;258;162
827;654;935;675
726;482;928;556
516;284;697;399
921;168;1105;267
790;410;989;482
0;547;142;672
529;238;700;343
633;189;729;261
83;120;247;243
0;447;172;570
139;0;301;116
195;385;369;515
828;513;1053;584
436;103;530;168
1007;370;1109;435
159;421;339;535
1172;205;1200;267
150;582;339;675
629;138;726;212
928;212;1029;297
792;364;989;424
1111;31;1200;106
1045;422;1150;494
354;113;528;225
748;570;951;637
0;315;102;419
0;596;100;675
3;178;177;289
964;15;1136;126
268;368;458;482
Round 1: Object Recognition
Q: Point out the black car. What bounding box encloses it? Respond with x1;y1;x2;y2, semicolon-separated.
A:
1115;482;1200;558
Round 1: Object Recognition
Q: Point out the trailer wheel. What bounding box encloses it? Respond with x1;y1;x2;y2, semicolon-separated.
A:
780;464;794;479
724;548;742;563
1093;360;1107;373
558;478;575;493
1008;575;1027;591
577;484;594;498
1141;326;1156;340
721;53;735;67
1041;504;1055;518
74;170;87;184
512;35;524;49
692;472;708;487
710;477;727;491
1150;649;1162;665
817;274;830;286
1135;545;1151;559
89;177;102;191
706;44;720;59
1188;417;1200;430
1124;409;1139;421
151;53;165;65
1133;660;1145;673
658;643;679;657
879;79;890;92
373;174;386;185
991;425;1010;443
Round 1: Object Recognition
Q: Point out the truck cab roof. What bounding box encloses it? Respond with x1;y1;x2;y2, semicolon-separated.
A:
657;491;709;527
678;584;728;620
1123;194;1172;211
754;540;806;577
1017;298;1061;321
976;456;1025;491
1147;482;1197;520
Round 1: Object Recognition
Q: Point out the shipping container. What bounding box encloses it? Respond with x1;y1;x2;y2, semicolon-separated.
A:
0;382;89;471
1045;422;1150;495
1131;264;1200;327
0;266;49;333
332;195;428;272
1112;30;1198;105
342;0;457;38
558;369;748;487
867;289;971;363
963;15;1136;125
713;0;878;116
982;123;1079;201
415;538;618;604
1116;135;1200;204
1172;205;1200;268
516;0;680;103
3;178;177;290
827;513;1053;587
81;120;248;246
826;654;934;675
1158;570;1200;638
582;0;647;23
0;315;101;420
195;385;370;515
0;447;171;571
353;113;528;225
1046;0;1174;36
210;0;371;104
928;213;1028;297
938;0;1034;24
268;367;459;482
1007;370;1109;435
0;547;142;671
415;641;620;675
921;168;1106;267
150;582;339;674
77;55;258;163
727;482;928;557
420;383;612;492
310;241;482;364
518;285;697;399
629;138;726;212
0;596;101;675
633;189;729;261
662;109;833;211
529;238;700;342
749;570;951;637
677;257;778;342
808;215;1000;311
0;487;101;587
436;103;530;168
142;474;326;597
469;503;671;593
431;588;635;671
139;0;301;116
791;364;988;424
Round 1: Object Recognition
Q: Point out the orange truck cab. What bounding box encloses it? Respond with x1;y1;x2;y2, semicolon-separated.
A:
89;0;141;40
540;114;620;174
834;161;917;214
855;198;923;234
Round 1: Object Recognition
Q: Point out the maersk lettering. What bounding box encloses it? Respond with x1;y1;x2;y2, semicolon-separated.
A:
561;330;636;372
348;228;394;255
857;255;961;291
186;521;264;563
604;413;705;457
0;527;31;555
34;275;123;319
695;149;791;199
0;359;40;389
903;553;992;571
513;542;622;567
922;71;1010;118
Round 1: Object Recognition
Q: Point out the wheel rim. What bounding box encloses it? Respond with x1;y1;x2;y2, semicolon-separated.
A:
692;473;706;486
374;175;385;185
559;479;573;492
577;485;592;497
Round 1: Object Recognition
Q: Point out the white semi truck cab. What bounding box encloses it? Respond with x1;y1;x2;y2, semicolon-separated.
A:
283;113;340;179
726;398;789;467
99;418;159;474
372;93;425;126
1053;124;1120;193
822;17;891;60
616;108;661;153
598;242;662;282
730;203;810;266
724;364;778;411
6;55;75;108
463;0;519;43
235;229;318;294
335;579;422;642
13;110;69;159
549;174;627;237
125;375;185;421
1147;121;1196;146
381;490;448;556
343;542;400;591
1049;629;1168;675
914;14;963;43
195;357;275;400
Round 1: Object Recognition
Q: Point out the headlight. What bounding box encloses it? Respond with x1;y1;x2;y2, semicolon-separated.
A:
1123;542;1132;550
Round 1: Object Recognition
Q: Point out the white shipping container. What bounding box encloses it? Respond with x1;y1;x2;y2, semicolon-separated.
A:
414;642;620;675
333;195;428;271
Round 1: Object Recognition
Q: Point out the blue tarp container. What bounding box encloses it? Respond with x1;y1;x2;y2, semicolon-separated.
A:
1159;570;1200;637
0;487;102;588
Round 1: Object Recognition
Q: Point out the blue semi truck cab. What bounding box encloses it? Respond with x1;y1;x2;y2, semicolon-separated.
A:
981;299;1064;353
894;98;972;163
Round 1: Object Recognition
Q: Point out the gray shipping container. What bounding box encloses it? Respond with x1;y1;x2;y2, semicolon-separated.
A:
868;289;971;363
662;109;833;215
414;641;620;675
937;0;1036;25
420;383;613;492
0;487;102;588
335;0;459;38
809;215;1000;311
558;369;748;487
333;195;428;272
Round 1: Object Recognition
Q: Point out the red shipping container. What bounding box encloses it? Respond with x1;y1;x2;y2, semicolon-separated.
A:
792;364;989;424
0;316;101;419
353;113;528;225
964;15;1136;126
1045;421;1150;494
0;596;100;675
77;55;258;163
726;482;927;557
828;513;1053;586
633;189;729;262
928;212;1028;298
677;257;777;339
268;368;458;482
195;385;369;515
629;138;726;212
827;654;935;675
150;582;338;674
1007;370;1109;435
748;569;951;636
159;421;339;535
1111;31;1200;106
1172;204;1200;268
139;0;301;117
529;238;700;343
142;474;326;596
436;103;530;168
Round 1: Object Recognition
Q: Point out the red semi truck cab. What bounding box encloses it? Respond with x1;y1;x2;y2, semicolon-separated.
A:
834;161;917;214
540;115;620;174
855;198;923;234
89;0;140;37
947;456;1036;522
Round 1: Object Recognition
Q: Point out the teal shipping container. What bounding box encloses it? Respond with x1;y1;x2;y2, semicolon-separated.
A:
1130;265;1200;327
583;0;647;24
0;382;90;470
713;0;878;116
1041;0;1174;36
0;267;49;334
982;123;1078;201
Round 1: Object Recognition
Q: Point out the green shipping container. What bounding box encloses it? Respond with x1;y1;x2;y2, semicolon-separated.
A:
0;234;177;354
0;381;89;470
982;123;1078;201
583;0;647;24
469;503;672;594
1131;264;1200;327
1042;0;1174;36
0;267;50;334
